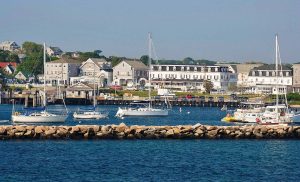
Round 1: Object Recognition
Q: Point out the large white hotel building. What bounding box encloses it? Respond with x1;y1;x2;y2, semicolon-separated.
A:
150;64;237;91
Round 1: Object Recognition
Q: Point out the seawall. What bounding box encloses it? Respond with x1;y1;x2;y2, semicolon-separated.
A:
1;123;300;140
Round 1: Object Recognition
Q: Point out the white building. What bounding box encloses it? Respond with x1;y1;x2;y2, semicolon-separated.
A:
112;59;148;87
45;57;81;85
70;58;113;87
0;41;20;52
292;64;300;93
46;46;63;57
246;64;292;94
150;64;237;91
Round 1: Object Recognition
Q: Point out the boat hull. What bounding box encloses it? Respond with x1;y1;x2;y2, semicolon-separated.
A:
116;108;168;117
73;112;108;119
12;114;67;123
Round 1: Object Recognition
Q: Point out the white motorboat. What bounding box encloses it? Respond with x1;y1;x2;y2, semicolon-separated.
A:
11;43;68;123
233;102;265;123
115;33;169;118
222;102;265;123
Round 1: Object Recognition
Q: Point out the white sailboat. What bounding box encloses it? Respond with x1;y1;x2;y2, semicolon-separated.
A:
11;43;68;123
115;33;169;117
256;35;293;125
73;61;108;119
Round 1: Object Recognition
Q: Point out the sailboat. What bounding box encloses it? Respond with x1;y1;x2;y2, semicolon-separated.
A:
11;43;68;123
256;34;293;125
73;61;108;119
115;33;169;117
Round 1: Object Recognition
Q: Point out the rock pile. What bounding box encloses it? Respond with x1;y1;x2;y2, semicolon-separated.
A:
1;123;300;140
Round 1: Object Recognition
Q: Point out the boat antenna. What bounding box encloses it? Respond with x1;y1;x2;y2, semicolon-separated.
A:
275;34;279;122
93;60;96;109
148;32;152;109
43;42;47;108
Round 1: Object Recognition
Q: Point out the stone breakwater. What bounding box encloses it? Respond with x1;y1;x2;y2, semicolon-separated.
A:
1;123;300;140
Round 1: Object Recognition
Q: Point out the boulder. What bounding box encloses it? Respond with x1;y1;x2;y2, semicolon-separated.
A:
166;129;174;137
0;127;6;135
15;125;27;132
116;123;127;133
207;129;218;138
24;130;33;137
45;128;57;136
35;126;45;134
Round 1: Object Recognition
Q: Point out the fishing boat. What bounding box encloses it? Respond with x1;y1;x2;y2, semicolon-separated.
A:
73;61;108;119
256;35;293;125
11;43;68;123
115;33;169;117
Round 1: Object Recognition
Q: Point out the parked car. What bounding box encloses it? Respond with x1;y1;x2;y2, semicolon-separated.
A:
218;96;224;102
199;96;205;102
208;96;214;102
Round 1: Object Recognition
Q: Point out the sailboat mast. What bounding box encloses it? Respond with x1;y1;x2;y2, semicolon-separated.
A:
93;61;96;108
275;34;279;121
148;33;152;108
43;43;46;107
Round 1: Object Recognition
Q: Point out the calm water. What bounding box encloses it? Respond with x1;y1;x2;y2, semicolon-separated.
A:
0;104;232;126
1;140;300;181
1;104;300;181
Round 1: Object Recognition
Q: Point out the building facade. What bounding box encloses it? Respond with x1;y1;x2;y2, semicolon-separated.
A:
112;60;148;87
70;58;113;87
292;64;300;93
45;57;81;85
46;46;63;57
0;41;20;52
246;64;292;94
150;64;237;91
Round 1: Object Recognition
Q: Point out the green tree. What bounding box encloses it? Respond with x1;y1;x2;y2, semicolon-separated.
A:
227;84;238;92
183;57;194;65
140;55;149;65
78;52;102;61
16;52;43;75
203;80;214;94
8;53;20;63
22;41;43;55
109;56;124;67
0;50;9;61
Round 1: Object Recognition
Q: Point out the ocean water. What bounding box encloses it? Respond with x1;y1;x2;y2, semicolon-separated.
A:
0;104;232;126
1;140;300;181
1;104;300;181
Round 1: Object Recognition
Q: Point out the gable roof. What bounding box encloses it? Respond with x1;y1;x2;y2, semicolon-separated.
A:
49;46;62;52
80;58;112;70
48;57;81;64
0;41;19;47
15;71;31;78
5;64;15;72
123;60;148;70
252;64;292;71
0;62;17;68
67;82;94;91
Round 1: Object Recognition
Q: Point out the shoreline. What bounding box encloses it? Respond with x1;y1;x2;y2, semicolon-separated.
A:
1;123;300;140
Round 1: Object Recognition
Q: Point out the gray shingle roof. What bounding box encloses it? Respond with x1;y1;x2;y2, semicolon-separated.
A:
124;60;148;70
252;64;291;71
48;57;81;64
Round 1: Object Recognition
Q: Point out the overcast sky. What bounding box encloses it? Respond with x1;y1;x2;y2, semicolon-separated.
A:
0;0;299;63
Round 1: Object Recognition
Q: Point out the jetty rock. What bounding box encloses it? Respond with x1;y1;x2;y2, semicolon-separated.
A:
1;125;300;140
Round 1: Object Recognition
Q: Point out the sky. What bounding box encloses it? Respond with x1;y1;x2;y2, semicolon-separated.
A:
0;0;299;63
